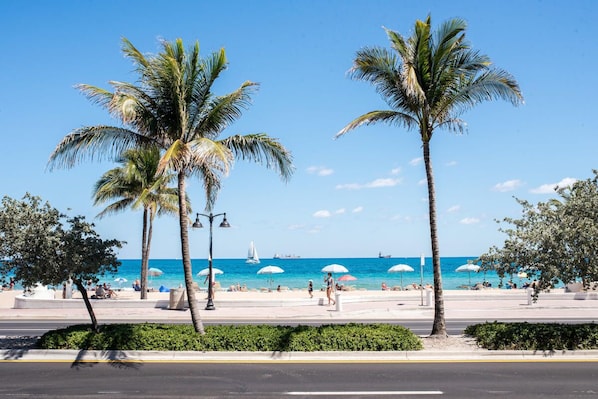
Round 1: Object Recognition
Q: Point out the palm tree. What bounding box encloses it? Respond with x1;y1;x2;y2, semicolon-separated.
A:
48;38;294;333
336;16;523;336
93;147;183;299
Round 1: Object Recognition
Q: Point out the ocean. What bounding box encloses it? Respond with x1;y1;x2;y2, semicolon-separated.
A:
105;257;516;291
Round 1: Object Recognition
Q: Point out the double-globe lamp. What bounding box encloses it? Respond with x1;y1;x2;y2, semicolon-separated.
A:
192;212;230;310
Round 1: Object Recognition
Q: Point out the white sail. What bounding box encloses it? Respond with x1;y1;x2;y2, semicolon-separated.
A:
246;241;260;264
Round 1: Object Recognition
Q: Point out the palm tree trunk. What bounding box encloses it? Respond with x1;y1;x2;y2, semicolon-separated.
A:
423;139;447;337
177;172;205;334
145;209;154;298
140;208;149;299
75;279;99;332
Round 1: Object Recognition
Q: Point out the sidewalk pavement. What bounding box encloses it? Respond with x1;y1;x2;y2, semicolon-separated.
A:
1;289;598;362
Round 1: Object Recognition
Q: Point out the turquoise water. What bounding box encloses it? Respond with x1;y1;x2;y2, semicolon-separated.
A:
104;257;514;291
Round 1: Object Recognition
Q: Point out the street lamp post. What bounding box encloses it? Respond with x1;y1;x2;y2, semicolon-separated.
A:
192;212;230;310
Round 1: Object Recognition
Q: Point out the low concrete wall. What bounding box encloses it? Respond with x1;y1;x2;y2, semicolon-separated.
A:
14;296;169;309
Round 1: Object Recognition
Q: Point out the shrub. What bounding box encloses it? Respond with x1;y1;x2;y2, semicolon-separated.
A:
465;322;598;350
38;323;423;351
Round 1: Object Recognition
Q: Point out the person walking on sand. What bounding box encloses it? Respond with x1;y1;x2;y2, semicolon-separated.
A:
325;273;336;306
308;280;313;298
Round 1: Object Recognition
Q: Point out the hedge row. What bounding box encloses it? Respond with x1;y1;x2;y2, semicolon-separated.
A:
465;322;598;350
38;323;424;351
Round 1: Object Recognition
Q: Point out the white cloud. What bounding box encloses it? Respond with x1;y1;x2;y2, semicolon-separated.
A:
313;210;331;218
335;183;361;190
447;205;460;213
409;157;423;166
446;161;457;167
366;178;401;188
493;179;523;192
530;177;577;194
460;217;480;225
352;206;364;213
335;208;346;215
418;178;427;186
287;224;305;231
336;178;401;190
391;167;401;175
307;166;334;176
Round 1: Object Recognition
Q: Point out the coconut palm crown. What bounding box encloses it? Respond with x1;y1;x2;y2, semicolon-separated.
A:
49;38;294;333
93;147;184;299
336;16;523;336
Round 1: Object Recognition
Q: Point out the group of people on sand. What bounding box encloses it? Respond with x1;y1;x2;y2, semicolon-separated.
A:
1;277;15;291
92;282;117;299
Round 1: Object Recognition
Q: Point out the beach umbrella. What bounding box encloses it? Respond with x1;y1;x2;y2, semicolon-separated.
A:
455;264;480;285
148;268;163;287
197;268;224;277
388;264;414;288
148;267;163;277
114;277;127;288
321;264;349;274
257;265;284;288
337;274;357;282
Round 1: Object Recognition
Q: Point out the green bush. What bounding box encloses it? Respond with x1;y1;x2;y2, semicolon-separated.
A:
465;322;598;350
37;323;423;351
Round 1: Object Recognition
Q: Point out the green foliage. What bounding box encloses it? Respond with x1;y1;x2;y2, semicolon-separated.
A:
478;170;598;293
38;323;423;352
0;194;123;288
465;322;598;350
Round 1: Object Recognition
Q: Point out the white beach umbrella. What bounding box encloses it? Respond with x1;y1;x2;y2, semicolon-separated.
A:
114;277;127;288
388;264;414;288
197;268;224;277
257;265;284;288
321;264;349;274
455;264;481;285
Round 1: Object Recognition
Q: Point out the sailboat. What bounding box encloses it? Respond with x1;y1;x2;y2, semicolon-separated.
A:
246;241;260;264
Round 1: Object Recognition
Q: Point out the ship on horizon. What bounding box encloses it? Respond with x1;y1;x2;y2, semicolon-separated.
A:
378;251;391;259
273;253;301;259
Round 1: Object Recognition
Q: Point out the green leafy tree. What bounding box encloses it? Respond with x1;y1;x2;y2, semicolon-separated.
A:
0;194;122;331
48;38;294;333
336;16;523;336
478;171;598;294
93;147;184;299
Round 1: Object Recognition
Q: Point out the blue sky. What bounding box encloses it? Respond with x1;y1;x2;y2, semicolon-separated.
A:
1;0;596;260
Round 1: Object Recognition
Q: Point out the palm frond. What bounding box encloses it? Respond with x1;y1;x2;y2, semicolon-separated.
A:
220;134;294;181
47;126;152;171
335;110;417;138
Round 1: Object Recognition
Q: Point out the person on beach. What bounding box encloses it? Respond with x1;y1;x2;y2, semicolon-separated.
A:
308;280;313;298
325;272;336;306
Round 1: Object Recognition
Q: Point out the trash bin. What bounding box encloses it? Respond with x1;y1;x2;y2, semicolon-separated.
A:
169;288;186;310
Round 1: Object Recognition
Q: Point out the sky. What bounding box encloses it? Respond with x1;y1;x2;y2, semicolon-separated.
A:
1;0;596;260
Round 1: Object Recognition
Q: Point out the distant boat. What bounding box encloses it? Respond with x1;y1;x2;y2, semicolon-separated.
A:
273;253;301;259
246;241;260;264
378;251;391;259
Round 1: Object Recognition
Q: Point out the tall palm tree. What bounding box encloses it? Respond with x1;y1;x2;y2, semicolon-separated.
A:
48;38;294;333
93;147;183;299
336;16;523;336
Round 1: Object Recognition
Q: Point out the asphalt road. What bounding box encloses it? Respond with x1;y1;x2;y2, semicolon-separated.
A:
0;362;596;398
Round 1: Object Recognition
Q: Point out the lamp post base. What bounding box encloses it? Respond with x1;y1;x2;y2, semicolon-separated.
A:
205;299;216;310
